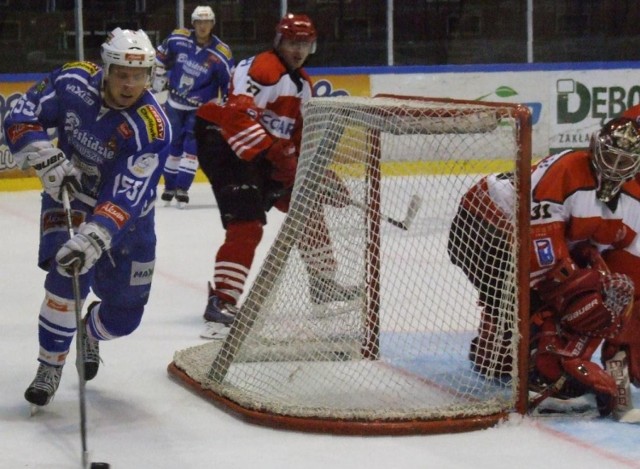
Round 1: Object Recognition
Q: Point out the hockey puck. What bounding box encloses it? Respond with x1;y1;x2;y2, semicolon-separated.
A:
90;463;110;468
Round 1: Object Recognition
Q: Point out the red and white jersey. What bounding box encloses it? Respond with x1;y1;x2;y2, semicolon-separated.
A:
460;149;640;289
196;49;313;161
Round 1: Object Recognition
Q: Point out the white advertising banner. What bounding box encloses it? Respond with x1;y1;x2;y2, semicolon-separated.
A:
369;64;640;158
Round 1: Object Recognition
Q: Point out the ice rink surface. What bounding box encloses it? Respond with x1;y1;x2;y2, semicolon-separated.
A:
2;184;640;469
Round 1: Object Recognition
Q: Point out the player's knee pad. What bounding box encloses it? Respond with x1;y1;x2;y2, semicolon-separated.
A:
219;184;266;226
92;301;144;338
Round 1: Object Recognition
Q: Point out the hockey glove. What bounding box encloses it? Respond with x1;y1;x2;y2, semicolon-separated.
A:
56;222;112;276
151;66;168;93
28;148;81;202
536;258;632;338
265;139;297;188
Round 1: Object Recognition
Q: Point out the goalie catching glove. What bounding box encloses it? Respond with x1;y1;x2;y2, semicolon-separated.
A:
56;222;112;276
535;257;633;339
530;256;634;416
28;148;81;202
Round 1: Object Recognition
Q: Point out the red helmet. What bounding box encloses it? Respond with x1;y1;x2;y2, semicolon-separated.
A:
274;13;317;53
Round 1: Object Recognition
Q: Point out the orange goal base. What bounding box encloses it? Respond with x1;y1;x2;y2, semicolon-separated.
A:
167;361;509;436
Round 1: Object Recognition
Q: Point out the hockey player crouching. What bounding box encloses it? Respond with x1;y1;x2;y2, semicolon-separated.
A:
193;13;359;340
4;29;171;407
448;116;640;418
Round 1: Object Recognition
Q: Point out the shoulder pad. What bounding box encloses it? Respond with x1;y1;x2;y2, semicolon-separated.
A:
215;42;233;60
250;52;286;86
173;28;191;37
61;61;101;76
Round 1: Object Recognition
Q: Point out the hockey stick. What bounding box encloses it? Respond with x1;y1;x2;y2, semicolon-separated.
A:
61;188;109;468
350;194;423;231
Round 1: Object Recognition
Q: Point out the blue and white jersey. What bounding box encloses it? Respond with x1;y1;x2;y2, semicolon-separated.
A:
156;28;234;110
4;61;171;243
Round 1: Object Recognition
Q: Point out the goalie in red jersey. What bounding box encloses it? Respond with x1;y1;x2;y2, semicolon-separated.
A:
448;116;640;418
193;13;358;340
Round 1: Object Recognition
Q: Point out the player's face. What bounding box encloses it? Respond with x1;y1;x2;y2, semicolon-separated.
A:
277;38;313;70
194;20;214;44
104;65;149;109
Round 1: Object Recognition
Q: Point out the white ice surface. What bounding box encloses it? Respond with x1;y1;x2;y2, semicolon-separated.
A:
2;184;640;469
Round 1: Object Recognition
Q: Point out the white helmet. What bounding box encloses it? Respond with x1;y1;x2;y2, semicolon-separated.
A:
192;6;215;24
101;28;155;72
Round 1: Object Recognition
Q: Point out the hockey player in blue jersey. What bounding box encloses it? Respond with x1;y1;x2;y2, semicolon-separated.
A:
3;28;171;407
153;5;234;208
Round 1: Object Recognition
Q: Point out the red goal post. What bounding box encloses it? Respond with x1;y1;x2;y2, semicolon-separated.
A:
168;94;532;435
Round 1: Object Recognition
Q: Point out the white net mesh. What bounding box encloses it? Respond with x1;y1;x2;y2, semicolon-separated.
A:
172;95;530;429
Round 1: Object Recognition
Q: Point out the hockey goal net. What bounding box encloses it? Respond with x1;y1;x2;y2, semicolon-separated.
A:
169;94;532;434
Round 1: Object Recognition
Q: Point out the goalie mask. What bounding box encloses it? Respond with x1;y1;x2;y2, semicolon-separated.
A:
274;13;317;54
590;117;640;202
101;28;156;84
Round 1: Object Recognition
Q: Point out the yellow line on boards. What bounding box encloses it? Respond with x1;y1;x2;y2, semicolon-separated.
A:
0;160;520;193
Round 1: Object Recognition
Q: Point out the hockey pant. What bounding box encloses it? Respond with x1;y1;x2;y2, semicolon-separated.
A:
36;195;156;366
163;104;198;192
196;126;339;304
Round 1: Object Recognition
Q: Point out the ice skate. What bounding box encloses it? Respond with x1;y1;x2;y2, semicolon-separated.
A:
175;189;189;209
201;293;237;340
82;327;100;381
309;276;361;305
161;189;175;206
25;363;63;408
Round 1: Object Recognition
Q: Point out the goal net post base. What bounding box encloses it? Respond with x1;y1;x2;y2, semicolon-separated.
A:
169;94;532;435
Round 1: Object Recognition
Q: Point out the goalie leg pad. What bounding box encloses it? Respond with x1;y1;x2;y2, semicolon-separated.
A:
469;309;513;378
561;357;617;416
602;301;640;387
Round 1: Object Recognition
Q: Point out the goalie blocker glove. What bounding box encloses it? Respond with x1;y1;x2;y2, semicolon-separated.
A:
28;147;81;202
56;222;112;276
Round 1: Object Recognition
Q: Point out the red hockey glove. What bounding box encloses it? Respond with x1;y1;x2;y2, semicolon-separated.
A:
536;258;632;338
265;139;297;188
571;241;608;272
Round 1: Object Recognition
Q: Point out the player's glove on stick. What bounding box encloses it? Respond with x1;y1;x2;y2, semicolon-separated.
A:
29;148;81;202
151;66;168;93
265;138;297;188
56;222;112;276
